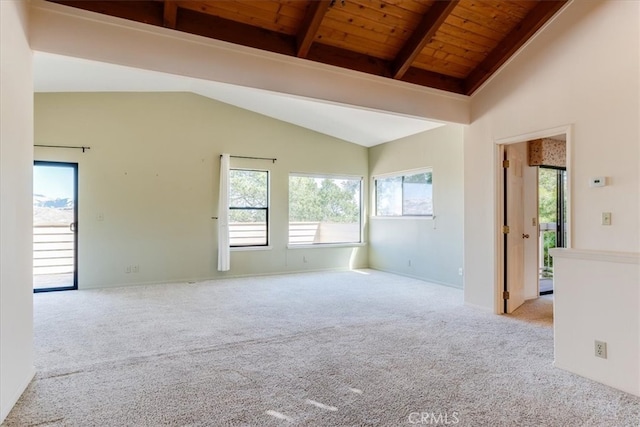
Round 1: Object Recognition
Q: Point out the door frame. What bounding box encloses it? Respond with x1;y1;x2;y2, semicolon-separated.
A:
33;161;79;293
494;125;573;314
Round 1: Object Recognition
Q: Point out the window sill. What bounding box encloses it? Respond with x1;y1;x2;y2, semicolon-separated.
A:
231;246;272;252
287;242;366;249
370;216;435;220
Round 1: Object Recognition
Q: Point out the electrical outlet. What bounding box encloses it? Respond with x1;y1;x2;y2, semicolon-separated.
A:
595;340;607;359
408;260;412;267
132;265;139;273
458;268;463;276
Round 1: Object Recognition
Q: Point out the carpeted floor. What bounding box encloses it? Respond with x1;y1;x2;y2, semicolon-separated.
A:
3;270;639;426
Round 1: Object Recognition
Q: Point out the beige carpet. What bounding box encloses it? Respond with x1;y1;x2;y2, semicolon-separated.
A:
510;294;553;327
3;270;639;426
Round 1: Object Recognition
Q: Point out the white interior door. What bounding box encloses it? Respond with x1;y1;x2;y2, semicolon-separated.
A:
505;143;526;313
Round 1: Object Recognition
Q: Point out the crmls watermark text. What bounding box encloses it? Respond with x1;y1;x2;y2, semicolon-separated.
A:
407;411;460;425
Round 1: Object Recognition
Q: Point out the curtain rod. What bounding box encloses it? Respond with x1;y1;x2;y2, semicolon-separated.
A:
35;144;91;153
222;154;277;163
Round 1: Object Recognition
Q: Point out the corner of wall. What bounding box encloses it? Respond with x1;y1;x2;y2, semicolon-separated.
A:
0;0;35;422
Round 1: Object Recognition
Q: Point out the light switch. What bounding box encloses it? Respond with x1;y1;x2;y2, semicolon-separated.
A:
590;177;606;187
602;212;612;226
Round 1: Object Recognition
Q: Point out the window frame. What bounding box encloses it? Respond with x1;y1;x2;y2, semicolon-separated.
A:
288;172;364;246
229;168;270;248
373;168;434;218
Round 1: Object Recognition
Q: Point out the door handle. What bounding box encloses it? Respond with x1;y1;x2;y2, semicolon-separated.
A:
70;222;76;232
522;233;530;239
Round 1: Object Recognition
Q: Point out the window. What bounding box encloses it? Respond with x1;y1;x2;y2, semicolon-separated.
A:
229;169;269;247
289;174;362;245
375;170;433;216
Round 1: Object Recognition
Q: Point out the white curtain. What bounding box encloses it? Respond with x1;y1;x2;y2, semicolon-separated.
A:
217;154;231;271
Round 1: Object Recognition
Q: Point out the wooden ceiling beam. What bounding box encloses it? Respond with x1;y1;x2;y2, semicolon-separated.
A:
401;67;466;95
392;0;460;80
464;0;567;95
307;43;392;78
52;1;163;26
177;8;296;57
398;67;465;95
163;1;177;29
308;44;465;95
297;0;331;58
47;0;564;97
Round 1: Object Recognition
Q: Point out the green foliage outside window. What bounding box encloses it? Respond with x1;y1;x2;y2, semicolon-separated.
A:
229;169;268;222
289;176;360;223
538;168;566;275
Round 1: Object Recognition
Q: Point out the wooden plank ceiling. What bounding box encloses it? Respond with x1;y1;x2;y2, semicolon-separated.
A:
48;0;567;95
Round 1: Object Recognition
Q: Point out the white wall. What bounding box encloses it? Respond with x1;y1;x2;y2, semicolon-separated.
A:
551;249;639;396
0;0;35;422
35;92;368;289
465;0;640;310
464;0;640;394
368;125;464;288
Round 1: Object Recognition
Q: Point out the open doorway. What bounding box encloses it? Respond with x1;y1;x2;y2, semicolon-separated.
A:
33;161;78;292
497;130;570;315
538;166;567;295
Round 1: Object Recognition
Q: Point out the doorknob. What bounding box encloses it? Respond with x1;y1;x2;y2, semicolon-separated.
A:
522;233;530;239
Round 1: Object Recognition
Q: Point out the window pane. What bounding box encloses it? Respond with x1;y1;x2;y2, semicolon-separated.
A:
403;172;432;215
229;170;267;208
229;169;268;247
375;176;402;216
289;176;361;244
229;209;267;246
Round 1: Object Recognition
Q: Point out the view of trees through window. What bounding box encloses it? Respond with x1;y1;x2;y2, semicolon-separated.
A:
289;175;362;245
538;167;567;275
375;170;433;216
229;169;268;246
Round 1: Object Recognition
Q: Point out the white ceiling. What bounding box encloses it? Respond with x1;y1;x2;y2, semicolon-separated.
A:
33;52;445;147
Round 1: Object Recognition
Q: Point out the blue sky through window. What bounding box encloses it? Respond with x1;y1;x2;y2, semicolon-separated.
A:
34;165;74;199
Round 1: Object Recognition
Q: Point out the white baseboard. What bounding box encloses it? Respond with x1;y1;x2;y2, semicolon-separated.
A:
368;267;462;290
553;361;640;398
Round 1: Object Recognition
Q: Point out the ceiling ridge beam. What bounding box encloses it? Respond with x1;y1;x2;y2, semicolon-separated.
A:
163;1;177;29
464;0;567;95
297;0;331;58
391;0;459;80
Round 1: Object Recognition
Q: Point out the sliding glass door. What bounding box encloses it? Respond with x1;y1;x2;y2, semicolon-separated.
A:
33;162;78;292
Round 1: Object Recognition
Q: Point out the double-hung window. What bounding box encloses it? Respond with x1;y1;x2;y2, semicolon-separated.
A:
375;169;433;217
229;169;269;247
289;174;362;245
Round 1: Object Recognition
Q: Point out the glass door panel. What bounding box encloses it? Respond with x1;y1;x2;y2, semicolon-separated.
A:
33;162;78;292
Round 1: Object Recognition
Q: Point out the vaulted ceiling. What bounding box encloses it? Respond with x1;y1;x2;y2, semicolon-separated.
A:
47;0;567;96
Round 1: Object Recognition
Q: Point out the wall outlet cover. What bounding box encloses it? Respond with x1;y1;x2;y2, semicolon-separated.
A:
595;340;607;359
